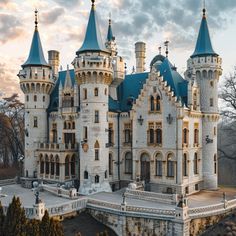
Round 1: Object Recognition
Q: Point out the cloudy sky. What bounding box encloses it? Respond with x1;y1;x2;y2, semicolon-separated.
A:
0;0;236;99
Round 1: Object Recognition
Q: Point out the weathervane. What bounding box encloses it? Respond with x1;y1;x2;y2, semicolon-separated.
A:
35;9;38;30
158;46;162;55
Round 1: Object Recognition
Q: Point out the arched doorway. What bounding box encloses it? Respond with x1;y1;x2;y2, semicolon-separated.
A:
140;153;150;183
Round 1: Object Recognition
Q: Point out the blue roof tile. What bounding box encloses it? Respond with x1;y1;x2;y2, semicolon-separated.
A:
22;29;49;67
107;19;114;42
191;10;218;58
76;2;107;54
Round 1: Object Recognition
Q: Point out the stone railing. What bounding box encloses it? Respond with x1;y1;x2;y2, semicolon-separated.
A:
47;198;87;217
42;184;77;199
125;189;177;205
87;199;175;219
0;178;16;186
188;198;236;219
38;143;79;151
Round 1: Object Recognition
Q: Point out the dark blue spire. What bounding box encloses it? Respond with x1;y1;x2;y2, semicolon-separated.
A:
191;8;218;58
107;18;114;41
77;0;107;54
22;10;49;67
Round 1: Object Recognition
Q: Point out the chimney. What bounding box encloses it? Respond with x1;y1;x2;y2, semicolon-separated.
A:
48;50;60;76
135;42;146;73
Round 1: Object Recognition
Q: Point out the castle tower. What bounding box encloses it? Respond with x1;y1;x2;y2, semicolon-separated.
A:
73;0;114;194
186;7;222;189
105;16;117;56
18;10;54;178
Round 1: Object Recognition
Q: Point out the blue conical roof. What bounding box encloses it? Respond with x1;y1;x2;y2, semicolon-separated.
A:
107;19;114;41
76;1;107;54
22;27;48;67
191;10;218;58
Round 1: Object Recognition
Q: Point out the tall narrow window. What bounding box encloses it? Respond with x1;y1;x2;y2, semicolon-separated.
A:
109;153;113;175
83;126;88;141
194;129;199;144
149;129;154;144
94;140;100;160
95;110;99;123
45;156;49;175
33;117;38;128
43;96;45;102
84;171;88;179
167;154;174;177
194;153;198;175
51;157;54;175
56;156;60;176
125;152;132;174
183;128;188;144
65;156;69;176
40;159;44;174
156;95;161;111
214;154;217;174
210;98;214;107
125;129;131;143
156;160;162;176
183;154;188;176
95;175;100;183
108;123;114;145
26;95;29;102
83;88;87;100
94;87;98;96
156;128;162;145
34;95;37;102
150;96;154;111
71;156;75;176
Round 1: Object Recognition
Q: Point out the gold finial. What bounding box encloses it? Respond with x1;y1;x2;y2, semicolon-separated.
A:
35;9;38;30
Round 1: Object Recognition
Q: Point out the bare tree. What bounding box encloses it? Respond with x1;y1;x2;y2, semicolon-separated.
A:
0;94;24;166
218;67;236;160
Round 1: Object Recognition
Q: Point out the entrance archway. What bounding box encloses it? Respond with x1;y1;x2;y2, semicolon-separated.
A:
140;153;150;183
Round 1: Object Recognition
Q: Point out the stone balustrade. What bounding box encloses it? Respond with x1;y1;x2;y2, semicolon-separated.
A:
125;189;177;205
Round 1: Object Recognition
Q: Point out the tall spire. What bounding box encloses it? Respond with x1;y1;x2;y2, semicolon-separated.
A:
107;14;114;42
191;5;218;58
22;10;49;67
76;0;107;54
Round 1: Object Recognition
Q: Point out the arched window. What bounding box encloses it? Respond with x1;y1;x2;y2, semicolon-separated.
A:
84;171;88;179
125;152;132;174
94;140;100;160
150;96;154;111
50;156;54;175
64;121;67;129
109;153;113;175
105;170;108;179
94;87;98;96
40;156;44;174
183;154;188;176
34;95;37;102
56;156;60;176
149;129;154;144
167;154;174;177
45;155;49;175
95;175;100;183
43;96;45;102
194;153;198;175
183;128;188;144
214;154;217;174
156;129;162;145
155;153;162;176
72;122;75;129
65;156;70;177
104;88;107;95
71;155;75;176
194;129;199;144
83;88;87;100
33;117;38;128
156;95;161;111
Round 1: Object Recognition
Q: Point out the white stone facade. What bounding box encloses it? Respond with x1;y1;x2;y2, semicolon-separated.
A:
18;4;222;195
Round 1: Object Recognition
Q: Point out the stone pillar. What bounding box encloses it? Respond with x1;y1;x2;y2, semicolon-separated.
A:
33;202;45;220
173;196;190;236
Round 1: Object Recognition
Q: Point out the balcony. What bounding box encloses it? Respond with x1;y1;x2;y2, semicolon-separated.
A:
38;143;79;151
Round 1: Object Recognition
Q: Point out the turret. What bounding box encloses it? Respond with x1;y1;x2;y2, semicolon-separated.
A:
48;50;60;78
72;0;114;194
135;41;146;73
18;10;54;178
186;7;222;190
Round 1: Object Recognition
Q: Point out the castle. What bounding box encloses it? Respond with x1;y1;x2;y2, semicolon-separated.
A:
18;0;222;195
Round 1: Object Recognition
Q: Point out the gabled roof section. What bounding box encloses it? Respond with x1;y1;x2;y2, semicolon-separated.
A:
22;10;49;68
191;9;218;58
76;0;107;54
48;69;75;112
64;65;73;89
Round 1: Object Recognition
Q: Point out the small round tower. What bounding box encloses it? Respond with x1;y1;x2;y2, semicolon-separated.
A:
18;10;54;178
186;8;222;189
